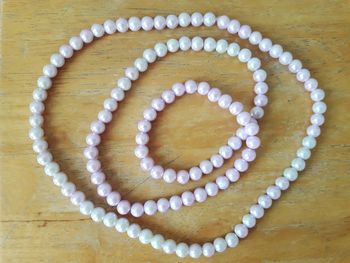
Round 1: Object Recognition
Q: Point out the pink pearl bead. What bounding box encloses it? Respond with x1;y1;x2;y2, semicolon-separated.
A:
162;89;175;103
229;101;244;115
154;16;166;30
150;165;164;179
90;120;105;134
210;154;224;168
234;159;249;172
245;123;259;136
97;182;111;197
91;172;105;185
131;203;144;217
70;191;85;206
237;112;251;126
172;82;186;96
199;160;213;174
227;19;240;34
157;198;170;213
86;159;101;173
163;169;176;183
106;191;121;206
228;136;242;150
84;146;98;159
135;132;149;145
143;108;157;121
197;82;210;95
177;170;190;184
194;188;207;202
138;119;151;132
141;16;154;31
216;176;230;190
182;191;195;206
246;136;261;149
117;200;131;215
144;200;157;215
140;157;154;171
189;166;202;181
151;98;165;111
217;15;230;29
205;182;219;196
86;133;100;146
185;79;197;94
226;168;240;182
238;25;252;39
169;195;182;210
242;148;256;162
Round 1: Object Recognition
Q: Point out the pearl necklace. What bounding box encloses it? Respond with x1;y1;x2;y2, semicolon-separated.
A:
29;12;326;259
83;37;268;218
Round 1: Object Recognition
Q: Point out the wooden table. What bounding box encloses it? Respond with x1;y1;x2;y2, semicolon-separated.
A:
1;0;350;262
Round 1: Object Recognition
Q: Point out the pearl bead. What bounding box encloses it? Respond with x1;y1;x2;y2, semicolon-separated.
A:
37;151;53;166
210;154;224;168
216;39;228;53
61;182;76;197
269;44;283;58
225;233;239;247
169;195;182;210
162;239;177;254
29;114;44;128
154;42;168;57
172;82;185;96
302;136;317;149
157;198;170;213
166;14;178;29
191;12;203;27
205;182;219;196
242;214;256;228
178;12;191;27
44;162;59;176
208;88;221;102
213;238;227;252
32;139;47;153
151;98;165;111
86;159;101;173
253;69;267;82
279;51;293;65
254;82;269;94
307;124;321;137
191;36;204;51
234;224;248;238
189;166;202;180
251;106;264;119
189;244;202;258
304;78;318;92
311;113;325;126
151;234;165;250
140;157;154;171
103;212;117;227
266;185;281;200
106;191;121;206
80;29;94;43
229;101;244;115
116;18;128;32
128;17;141;31
297;147;311;160
238;25;251;39
177;170;190;184
53;172;67;187
238;48;252;62
69;36;83;50
219;145;233;159
289;59;303;73
258;194;272;208
127;223;141;238
194;188;207;202
204;37;217;52
79;201;94;215
131;203;144;217
227;19;240;34
138;119;151;132
167;39;179;53
297;68;311;82
217;15;230;29
141;16;154;31
200;160;213;174
143;49;157;63
115;218;129;233
250;204;264;219
242;148;256;162
237;111;251;126
150;165;164;180
139;229;153;244
312;101;327;114
86;133;100;146
283;167;298;181
154;16;166;30
42;64;57;78
246;136;261;149
144;200;158;215
203;12;216;27
90;171;105;185
247;57;261;71
181;191;195;206
135;132;149;145
176;243;189;258
311;89;325;102
249;31;262;45
202;243;215;257
134;58;148;73
226;168;240;182
37;75;52;90
291;157;306;171
245;122;259;136
163;169;176;183
117;200;131;215
228;136;242;150
125;67;139;81
111;88;125;101
59;45;73;58
91;24;104;37
30;101;45;114
275;176;290;190
70;191;85;206
259;38;272;52
227;43;240;56
134;145;149;159
32;89;47;103
179;36;191;51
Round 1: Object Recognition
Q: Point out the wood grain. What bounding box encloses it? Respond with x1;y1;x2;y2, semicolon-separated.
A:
1;0;350;262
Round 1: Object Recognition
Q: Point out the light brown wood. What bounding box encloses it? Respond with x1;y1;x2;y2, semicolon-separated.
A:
1;0;350;262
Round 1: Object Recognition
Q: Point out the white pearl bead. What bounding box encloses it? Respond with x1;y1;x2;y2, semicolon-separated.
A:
242;214;256;228
302;136;317;149
208;88;221;102
151;234;165;250
115;218;129;233
307;124;321;137
134;58;148;72
166;14;178;29
289;59;302;73
219;145;233;159
259;38;272;52
141;16;154;31
117;77;132;91
154;42;168;57
103;212;117;227
305;78;318;92
213;237;227;252
29;127;44;140
69;36;83;51
50;53;65;67
266;185;281;200
44;162;59;176
234;224;248;238
79;201;94;215
258;194;272;208
275;177;290;190
127;223;141;238
216;39;228;53
103;19;117;34
225;233;239;248
312;101;327;114
167;39;179;53
217;15;230;29
29;114;44;127
311;113;325;126
53;172;67;187
227;43;240;56
203;12;216;27
253;69;267;82
143;49;157;63
238;48;252;62
291;158;306;171
283;167;298;181
162;239;177;254
204;37;216;52
80;29;94;43
279;51;293;65
61;182;76;197
111;87;125;101
311;89;325;102
200;160;213;174
250;204;264;219
128;17;141;31
179;36;191;51
247;57;261;71
98;109;112;123
238;25;251;39
191;12;203;27
202;243;215;257
32;139;48;153
42;64;57;78
249;31;262;45
91;24;105;37
104;98;118;111
37;75;52;90
176;243;189;258
162;89;175;103
269;44;283;58
139;229;153;244
191;36;204;51
297;68;311;82
227;19;240;34
59;45;73;58
154;16;166;30
251;106;264;119
189;243;202;258
116;18;128;32
125;67;139;81
216;176;230;190
178;12;191;27
297;147;311;160
210;154;224;168
30;101;45;114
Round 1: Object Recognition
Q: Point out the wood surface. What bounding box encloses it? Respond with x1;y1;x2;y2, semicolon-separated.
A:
1;0;350;262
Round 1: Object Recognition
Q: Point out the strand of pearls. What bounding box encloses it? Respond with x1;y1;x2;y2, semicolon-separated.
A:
29;12;326;259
